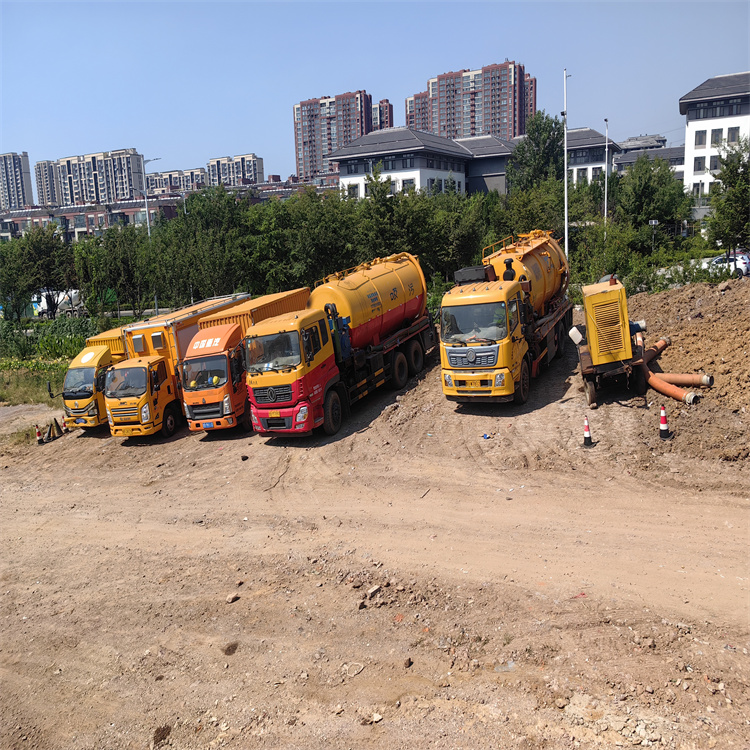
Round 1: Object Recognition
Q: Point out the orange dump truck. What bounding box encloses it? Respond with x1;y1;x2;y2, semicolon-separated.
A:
104;295;251;438
180;288;311;432
247;253;437;437
440;231;572;404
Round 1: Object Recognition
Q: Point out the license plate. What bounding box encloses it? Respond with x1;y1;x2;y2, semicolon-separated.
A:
202;422;214;429
269;410;280;418
75;418;86;424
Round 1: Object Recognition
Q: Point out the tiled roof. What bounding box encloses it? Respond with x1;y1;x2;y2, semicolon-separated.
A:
329;127;473;160
454;135;515;158
566;128;622;152
679;71;750;114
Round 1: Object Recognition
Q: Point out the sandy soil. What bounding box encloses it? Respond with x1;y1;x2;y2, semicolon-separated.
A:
1;280;748;750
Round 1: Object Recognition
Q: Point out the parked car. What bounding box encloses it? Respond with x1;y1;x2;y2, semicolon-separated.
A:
700;251;749;278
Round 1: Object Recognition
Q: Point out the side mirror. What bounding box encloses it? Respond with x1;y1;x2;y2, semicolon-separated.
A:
47;381;54;399
151;371;160;392
302;330;313;363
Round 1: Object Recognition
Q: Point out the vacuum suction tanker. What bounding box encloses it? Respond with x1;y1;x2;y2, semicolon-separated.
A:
247;253;437;436
440;231;573;404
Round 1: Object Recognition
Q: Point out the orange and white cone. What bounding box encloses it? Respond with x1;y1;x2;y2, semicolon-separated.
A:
61;417;69;434
35;424;44;446
659;405;672;440
583;416;594;448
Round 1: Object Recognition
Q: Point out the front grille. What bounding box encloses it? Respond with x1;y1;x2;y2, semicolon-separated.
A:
253;384;293;404
456;389;492;395
447;345;498;368
263;417;292;430
111;406;139;423
191;402;223;419
68;404;91;415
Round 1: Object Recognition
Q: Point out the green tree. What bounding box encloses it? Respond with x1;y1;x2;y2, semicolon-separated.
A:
21;225;75;318
0;238;37;320
707;135;750;251
506;111;564;193
616;155;691;250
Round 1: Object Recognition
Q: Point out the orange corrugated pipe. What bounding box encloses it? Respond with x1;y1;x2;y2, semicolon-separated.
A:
654;373;714;388
639;363;700;405
643;337;671;364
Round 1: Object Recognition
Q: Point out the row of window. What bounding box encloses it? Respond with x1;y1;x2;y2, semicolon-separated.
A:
694;126;741;146
346;158;465;174
346;178;462;198
693;155;721;172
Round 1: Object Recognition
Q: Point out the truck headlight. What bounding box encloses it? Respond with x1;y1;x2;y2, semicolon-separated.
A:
184;403;193;419
494;373;506;387
64;405;72;417
296;406;308;423
444;373;453;387
107;409;113;425
87;401;98;416
141;403;150;422
251;412;260;426
223;395;232;415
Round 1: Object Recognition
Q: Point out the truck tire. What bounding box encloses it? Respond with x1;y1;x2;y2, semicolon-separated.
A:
584;379;598;408
161;403;178;438
554;321;567;358
390;351;409;390
405;339;424;376
323;389;342;435
513;358;530;405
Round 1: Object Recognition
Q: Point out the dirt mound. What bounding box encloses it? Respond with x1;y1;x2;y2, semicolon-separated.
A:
1;279;748;750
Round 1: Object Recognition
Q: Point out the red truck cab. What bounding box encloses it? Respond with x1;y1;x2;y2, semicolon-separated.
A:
246;309;337;435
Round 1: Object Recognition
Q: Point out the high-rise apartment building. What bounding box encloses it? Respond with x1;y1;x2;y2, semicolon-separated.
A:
207;154;264;187
0;152;34;210
147;168;207;194
372;99;394;130
52;148;145;205
406;61;536;140
294;91;373;180
405;91;430;132
35;160;61;206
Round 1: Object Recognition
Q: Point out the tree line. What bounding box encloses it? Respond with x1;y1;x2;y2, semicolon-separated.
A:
1;114;747;324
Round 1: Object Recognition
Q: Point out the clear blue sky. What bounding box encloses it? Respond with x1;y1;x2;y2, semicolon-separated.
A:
2;0;749;196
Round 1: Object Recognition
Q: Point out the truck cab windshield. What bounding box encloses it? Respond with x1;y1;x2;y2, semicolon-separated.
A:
105;366;147;398
63;367;95;399
246;332;301;372
441;302;508;343
182;355;228;391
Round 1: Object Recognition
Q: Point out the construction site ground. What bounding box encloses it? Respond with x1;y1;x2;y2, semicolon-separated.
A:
1;280;748;750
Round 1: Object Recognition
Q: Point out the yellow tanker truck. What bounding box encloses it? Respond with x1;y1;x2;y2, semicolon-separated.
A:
52;327;128;428
247;253;437;436
440;231;572;404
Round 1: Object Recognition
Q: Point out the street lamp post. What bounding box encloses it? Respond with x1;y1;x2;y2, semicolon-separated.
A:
563;69;571;260
604;118;609;243
649;219;659;254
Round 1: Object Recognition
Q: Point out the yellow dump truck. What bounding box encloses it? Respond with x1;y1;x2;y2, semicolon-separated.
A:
55;327;127;428
440;231;572;404
180;288;311;432
104;296;251;438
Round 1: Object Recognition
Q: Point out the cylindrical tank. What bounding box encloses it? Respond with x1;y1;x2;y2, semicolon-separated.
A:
309;253;427;350
484;231;568;316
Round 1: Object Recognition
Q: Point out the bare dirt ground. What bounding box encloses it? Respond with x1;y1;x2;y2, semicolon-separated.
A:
1;280;748;750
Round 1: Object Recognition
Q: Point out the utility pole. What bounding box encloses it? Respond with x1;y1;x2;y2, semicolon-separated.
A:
604;118;609;243
563;69;571;260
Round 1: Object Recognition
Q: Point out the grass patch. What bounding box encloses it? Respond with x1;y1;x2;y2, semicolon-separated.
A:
0;364;66;406
5;426;37;447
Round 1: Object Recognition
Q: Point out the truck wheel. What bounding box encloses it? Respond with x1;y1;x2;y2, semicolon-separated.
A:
584;379;598;408
390;352;409;390
405;339;424;375
554;321;567;358
161;404;178;438
323;389;342;435
513;358;530;405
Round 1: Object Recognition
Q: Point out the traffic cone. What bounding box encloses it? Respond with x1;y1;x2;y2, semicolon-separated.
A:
659;405;672;440
52;418;63;438
583;416;594;448
44;423;54;443
35;424;44;446
61;417;69;434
